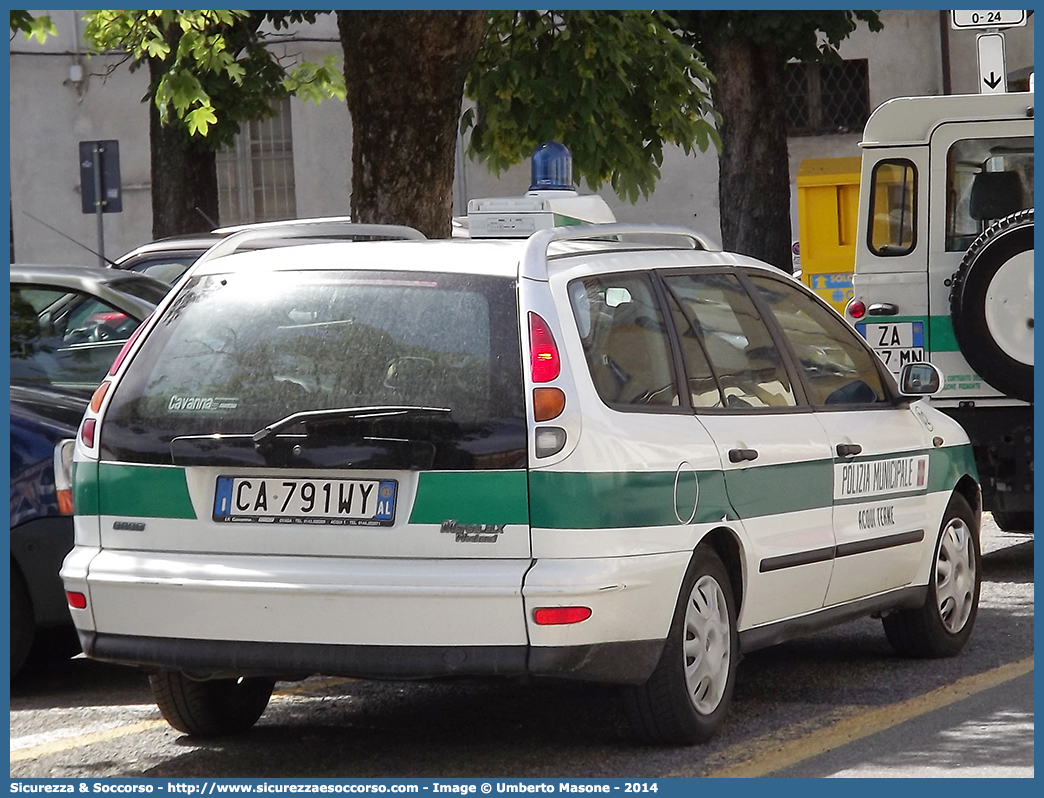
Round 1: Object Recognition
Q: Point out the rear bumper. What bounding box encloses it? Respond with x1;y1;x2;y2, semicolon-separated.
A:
77;631;664;685
62;546;686;685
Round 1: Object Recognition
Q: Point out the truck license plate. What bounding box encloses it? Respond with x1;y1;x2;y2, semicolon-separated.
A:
856;321;925;374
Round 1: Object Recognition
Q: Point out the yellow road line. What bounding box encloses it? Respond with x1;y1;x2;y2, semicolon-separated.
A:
678;656;1034;779
10;719;168;763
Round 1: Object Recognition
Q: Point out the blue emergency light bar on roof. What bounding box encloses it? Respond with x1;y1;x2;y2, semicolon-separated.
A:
530;141;574;191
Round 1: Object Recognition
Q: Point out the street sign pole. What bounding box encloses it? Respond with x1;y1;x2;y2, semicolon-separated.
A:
78;139;121;265
91;143;106;267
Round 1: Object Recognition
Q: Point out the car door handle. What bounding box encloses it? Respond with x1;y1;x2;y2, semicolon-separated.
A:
728;448;759;463
868;302;899;316
836;443;863;458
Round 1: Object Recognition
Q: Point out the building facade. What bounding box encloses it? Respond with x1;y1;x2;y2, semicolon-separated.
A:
8;10;1034;266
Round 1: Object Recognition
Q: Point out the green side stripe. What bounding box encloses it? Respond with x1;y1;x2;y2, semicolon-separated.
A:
96;463;196;519
530;462;832;530
724;460;833;518
929;316;959;353
409;471;529;525
76;446;976;529
72;461;100;516
928;443;979;489
528;470;732;530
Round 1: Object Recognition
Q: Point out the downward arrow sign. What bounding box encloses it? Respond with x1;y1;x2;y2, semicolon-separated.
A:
976;34;1007;93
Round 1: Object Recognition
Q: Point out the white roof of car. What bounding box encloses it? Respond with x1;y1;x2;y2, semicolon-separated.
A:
181;222;785;286
190;238;531;279
186;231;776;284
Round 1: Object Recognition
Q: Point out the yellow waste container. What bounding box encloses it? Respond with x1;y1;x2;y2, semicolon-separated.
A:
796;157;861;312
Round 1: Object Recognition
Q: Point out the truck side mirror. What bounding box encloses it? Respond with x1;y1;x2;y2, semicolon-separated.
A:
899;362;942;396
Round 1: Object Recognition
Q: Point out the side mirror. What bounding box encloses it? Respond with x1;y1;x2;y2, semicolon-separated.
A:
899;362;942;396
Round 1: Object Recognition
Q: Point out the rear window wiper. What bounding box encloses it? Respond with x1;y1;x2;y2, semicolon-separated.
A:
253;405;451;451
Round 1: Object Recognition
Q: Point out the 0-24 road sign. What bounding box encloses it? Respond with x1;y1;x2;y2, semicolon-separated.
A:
951;10;1027;29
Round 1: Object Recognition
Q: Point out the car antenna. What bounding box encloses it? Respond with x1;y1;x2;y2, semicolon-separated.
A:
21;210;118;266
195;206;218;228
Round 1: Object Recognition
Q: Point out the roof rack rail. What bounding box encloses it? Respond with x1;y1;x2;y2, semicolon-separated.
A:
194;221;427;268
520;223;719;281
211;215;354;236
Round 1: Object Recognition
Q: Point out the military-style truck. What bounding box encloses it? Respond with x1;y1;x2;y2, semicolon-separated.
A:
843;89;1033;531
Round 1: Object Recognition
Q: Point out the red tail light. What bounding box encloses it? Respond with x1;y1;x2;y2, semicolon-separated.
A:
80;418;97;448
533;606;592;625
108;314;151;376
529;312;560;383
66;592;87;610
847;299;867;319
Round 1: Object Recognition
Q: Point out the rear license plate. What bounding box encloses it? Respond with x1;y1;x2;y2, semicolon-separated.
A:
856;321;925;374
213;476;397;526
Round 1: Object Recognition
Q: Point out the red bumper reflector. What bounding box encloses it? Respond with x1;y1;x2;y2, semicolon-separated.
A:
66;591;87;610
533;606;592;625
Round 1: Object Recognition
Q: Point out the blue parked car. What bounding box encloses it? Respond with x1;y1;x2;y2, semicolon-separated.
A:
9;264;166;676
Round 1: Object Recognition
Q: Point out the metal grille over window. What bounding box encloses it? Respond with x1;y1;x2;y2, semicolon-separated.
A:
217;97;296;225
785;59;870;137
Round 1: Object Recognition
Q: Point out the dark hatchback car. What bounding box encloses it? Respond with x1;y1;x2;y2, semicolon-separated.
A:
9;264;166;675
111;233;223;284
111;217;358;284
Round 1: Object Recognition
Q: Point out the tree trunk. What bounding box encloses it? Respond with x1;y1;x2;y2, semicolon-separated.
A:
337;11;488;239
704;38;793;273
148;58;220;239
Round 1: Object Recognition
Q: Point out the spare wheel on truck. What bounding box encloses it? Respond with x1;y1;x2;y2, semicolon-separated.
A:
949;208;1034;403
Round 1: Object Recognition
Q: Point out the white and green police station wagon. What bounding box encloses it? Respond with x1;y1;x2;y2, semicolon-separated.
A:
62;216;981;744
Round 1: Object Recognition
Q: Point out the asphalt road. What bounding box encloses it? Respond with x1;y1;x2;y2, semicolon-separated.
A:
9;515;1033;779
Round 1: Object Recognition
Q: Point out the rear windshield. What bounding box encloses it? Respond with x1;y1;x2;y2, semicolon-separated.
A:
102;270;526;470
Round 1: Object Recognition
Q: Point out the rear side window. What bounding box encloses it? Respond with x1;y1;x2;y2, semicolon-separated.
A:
662;273;797;409
867;159;916;256
748;275;888;405
568;273;678;408
102;270;526;469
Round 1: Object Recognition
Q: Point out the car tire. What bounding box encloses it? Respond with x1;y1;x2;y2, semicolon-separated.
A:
149;670;275;736
948;209;1034;402
11;565;35;678
623;546;738;744
992;510;1033;533
883;494;980;658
